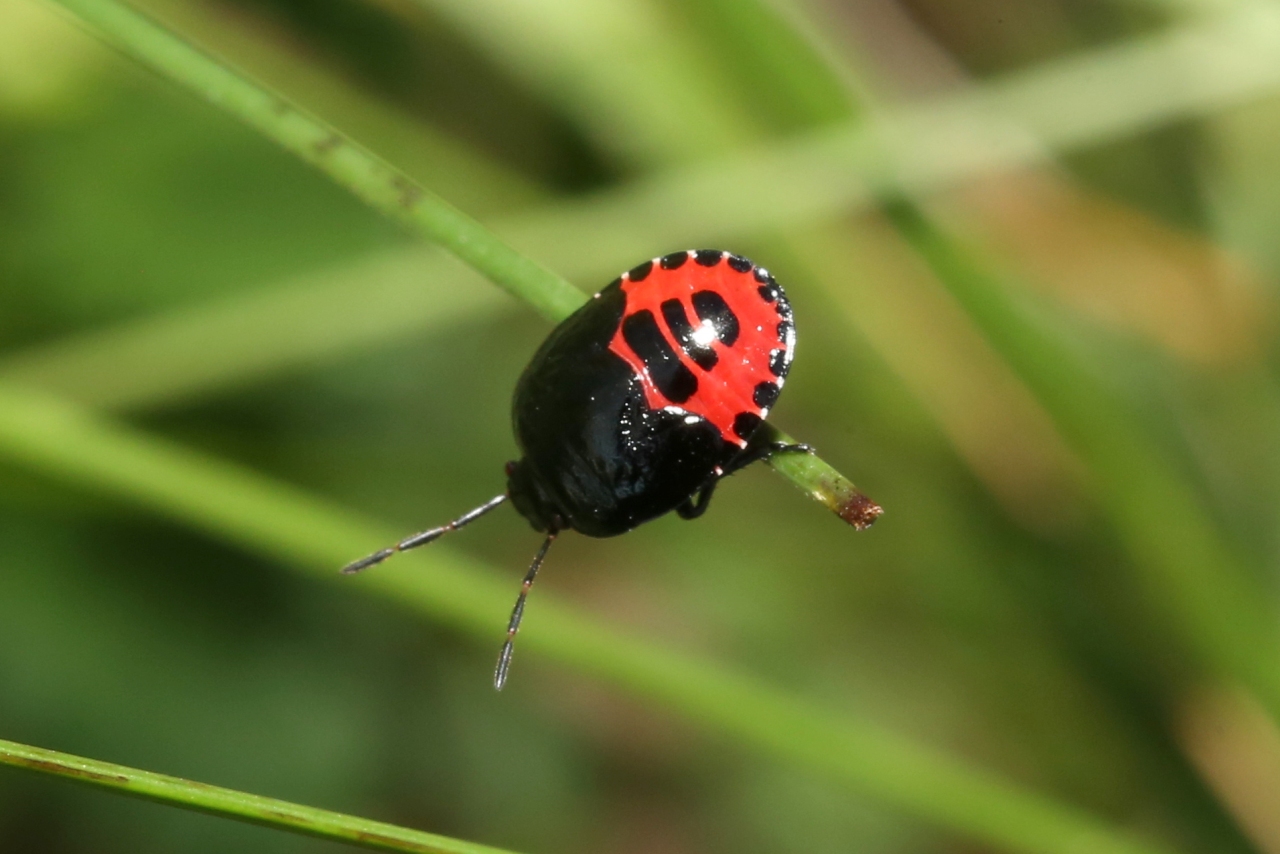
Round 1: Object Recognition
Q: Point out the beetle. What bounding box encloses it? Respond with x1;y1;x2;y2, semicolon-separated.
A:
344;250;812;688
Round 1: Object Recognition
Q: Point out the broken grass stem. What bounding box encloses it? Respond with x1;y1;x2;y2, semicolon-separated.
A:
759;422;882;530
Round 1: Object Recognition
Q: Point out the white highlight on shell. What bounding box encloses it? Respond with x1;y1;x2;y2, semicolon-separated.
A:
691;319;717;347
683;415;701;425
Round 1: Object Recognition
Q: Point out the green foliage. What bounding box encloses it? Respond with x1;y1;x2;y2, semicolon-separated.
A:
3;0;1280;853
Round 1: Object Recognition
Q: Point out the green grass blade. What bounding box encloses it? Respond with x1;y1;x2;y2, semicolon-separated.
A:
0;247;506;410
0;737;517;854
882;198;1280;715
757;422;883;528
405;0;754;165
133;0;545;214
43;0;582;324
0;383;1174;854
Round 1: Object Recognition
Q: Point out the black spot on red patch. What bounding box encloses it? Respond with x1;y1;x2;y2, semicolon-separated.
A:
727;254;752;273
758;283;780;303
769;349;787;377
753;268;774;285
660;251;689;270
777;319;793;344
694;249;722;267
661;299;718;371
753;381;780;410
733;412;763;441
628;260;653;282
692;291;740;346
622;310;697;403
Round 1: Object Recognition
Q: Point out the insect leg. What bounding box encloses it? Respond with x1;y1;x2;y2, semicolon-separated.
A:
340;493;508;574
676;479;718;520
494;532;557;691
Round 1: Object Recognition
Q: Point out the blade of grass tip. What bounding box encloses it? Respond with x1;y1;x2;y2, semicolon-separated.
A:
756;422;882;529
40;0;876;529
0;737;517;854
0;383;1176;854
881;198;1280;719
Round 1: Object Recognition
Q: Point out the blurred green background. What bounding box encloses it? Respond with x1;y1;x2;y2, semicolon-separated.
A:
2;0;1280;852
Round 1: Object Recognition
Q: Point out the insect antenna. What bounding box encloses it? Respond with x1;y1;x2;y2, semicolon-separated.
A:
340;493;508;574
494;531;557;691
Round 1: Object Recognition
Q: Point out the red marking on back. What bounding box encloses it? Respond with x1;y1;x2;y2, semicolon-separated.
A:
609;253;792;447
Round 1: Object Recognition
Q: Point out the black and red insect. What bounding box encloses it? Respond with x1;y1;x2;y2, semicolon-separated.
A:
344;250;809;688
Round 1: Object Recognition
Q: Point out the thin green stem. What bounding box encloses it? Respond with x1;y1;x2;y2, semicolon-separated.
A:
41;0;877;528
0;737;515;854
0;383;1175;854
47;0;581;324
757;423;883;529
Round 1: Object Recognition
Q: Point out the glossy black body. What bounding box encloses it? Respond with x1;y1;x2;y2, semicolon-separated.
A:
508;281;740;537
